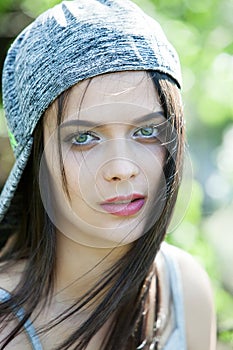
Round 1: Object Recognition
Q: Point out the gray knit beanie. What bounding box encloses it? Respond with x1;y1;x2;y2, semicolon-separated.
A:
0;0;181;223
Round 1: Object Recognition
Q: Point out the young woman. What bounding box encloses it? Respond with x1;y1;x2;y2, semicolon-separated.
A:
0;0;216;349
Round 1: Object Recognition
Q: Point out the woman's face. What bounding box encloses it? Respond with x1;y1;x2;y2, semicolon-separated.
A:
41;71;168;248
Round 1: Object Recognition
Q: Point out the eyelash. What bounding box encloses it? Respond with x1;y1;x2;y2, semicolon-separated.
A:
64;131;100;147
132;124;159;140
64;124;161;148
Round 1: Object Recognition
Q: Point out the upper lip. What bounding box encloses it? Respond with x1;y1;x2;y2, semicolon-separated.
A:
101;193;145;204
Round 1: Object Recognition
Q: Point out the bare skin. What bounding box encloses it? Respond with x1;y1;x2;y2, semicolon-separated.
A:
0;245;216;349
0;72;216;349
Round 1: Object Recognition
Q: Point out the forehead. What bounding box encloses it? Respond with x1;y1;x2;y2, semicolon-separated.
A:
64;71;161;122
45;71;162;127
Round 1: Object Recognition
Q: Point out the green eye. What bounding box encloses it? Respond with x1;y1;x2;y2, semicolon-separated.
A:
133;125;159;140
74;133;89;144
140;127;154;136
64;131;100;147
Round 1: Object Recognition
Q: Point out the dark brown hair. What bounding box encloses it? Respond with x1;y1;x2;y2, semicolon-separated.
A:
0;71;185;349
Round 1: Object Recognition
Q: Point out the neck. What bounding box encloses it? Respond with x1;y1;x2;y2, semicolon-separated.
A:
54;231;129;306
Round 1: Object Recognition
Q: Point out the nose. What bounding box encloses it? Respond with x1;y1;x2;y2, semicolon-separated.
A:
102;158;140;182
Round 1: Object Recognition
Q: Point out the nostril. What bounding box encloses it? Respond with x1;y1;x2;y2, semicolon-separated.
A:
111;173;136;182
112;177;119;181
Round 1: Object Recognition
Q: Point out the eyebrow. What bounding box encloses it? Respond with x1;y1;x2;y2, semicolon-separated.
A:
60;111;165;128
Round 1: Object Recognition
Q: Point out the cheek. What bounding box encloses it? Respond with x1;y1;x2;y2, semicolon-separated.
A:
63;150;97;197
142;144;166;179
64;144;166;190
142;146;167;209
52;140;167;216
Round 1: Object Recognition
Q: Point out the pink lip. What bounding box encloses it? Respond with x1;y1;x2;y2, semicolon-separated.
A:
100;194;145;217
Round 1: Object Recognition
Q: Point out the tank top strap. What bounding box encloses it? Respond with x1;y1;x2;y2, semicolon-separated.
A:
0;288;43;350
159;242;187;350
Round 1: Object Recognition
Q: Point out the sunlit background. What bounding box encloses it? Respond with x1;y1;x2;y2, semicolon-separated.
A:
0;0;232;348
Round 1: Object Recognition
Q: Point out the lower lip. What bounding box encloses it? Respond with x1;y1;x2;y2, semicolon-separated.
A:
100;199;145;217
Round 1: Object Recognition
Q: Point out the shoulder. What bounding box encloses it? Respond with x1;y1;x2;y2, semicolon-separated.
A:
0;261;32;349
162;243;216;350
0;260;25;293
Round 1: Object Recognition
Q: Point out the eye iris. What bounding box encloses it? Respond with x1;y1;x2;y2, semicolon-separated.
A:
141;127;153;136
75;134;88;143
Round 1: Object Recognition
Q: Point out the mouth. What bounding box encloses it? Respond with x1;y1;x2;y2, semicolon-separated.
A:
100;194;146;217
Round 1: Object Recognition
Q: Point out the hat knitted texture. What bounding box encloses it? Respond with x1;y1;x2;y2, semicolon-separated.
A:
0;0;182;222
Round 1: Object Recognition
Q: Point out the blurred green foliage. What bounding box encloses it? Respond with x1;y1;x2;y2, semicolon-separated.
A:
0;0;233;347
